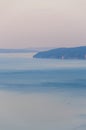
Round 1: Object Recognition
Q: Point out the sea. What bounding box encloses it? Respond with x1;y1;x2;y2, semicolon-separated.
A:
0;53;86;130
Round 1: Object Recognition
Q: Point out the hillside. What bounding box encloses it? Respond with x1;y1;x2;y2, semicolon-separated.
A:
33;46;86;59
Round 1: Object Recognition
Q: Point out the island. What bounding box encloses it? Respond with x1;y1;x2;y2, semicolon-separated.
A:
33;46;86;59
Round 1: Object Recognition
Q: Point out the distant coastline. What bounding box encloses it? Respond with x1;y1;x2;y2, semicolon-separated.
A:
0;49;38;53
33;46;86;59
0;48;52;53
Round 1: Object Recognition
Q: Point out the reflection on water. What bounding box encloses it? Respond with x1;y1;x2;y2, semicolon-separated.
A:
0;90;86;130
0;53;86;130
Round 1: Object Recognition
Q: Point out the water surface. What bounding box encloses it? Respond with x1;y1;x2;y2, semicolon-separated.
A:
0;53;86;130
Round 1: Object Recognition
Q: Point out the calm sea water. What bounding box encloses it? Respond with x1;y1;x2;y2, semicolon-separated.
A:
0;53;86;130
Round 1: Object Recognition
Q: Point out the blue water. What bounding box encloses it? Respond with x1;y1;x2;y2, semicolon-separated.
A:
0;57;86;93
0;54;86;130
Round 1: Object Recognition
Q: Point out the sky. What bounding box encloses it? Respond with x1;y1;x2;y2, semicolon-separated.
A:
0;0;86;48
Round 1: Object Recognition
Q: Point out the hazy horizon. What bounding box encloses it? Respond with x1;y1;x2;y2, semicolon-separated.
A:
0;45;86;49
0;0;86;48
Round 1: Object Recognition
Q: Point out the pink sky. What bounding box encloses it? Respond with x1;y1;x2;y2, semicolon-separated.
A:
0;0;86;48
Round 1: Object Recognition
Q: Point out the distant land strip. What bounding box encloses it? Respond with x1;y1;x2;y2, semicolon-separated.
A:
0;49;38;53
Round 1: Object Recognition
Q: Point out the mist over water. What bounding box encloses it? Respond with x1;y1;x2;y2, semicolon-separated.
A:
0;53;86;130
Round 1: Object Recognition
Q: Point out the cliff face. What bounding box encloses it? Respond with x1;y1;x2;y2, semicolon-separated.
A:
33;46;86;59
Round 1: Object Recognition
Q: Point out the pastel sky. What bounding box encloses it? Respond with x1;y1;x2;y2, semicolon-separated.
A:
0;0;86;48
